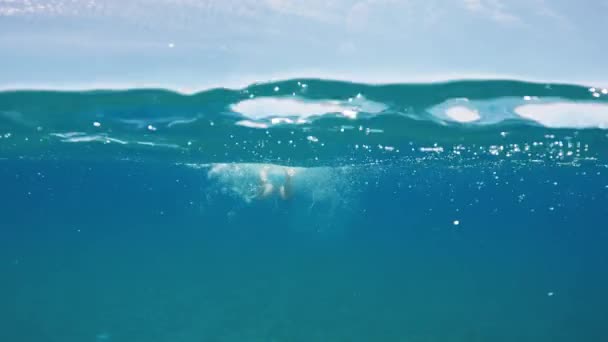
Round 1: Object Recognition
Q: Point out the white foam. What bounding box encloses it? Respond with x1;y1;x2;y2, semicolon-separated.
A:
121;117;199;129
445;106;481;123
135;141;181;149
50;132;86;139
167;118;198;127
231;97;385;121
420;146;444;153
271;117;295;125
52;132;182;148
231;98;350;119
59;134;128;145
514;102;608;129
342;109;358;119
365;128;384;134
235;120;269;129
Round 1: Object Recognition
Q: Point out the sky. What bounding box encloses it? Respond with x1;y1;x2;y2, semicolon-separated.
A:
0;0;607;90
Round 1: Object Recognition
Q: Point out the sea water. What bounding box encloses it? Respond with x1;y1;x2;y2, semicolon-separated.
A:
1;79;608;341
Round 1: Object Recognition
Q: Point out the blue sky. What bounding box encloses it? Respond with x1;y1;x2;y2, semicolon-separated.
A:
1;0;607;90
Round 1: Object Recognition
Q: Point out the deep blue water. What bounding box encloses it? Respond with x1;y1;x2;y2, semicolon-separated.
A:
1;159;607;341
1;79;608;341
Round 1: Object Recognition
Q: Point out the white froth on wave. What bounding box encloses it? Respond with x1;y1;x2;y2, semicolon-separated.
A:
167;118;198;127
269;117;308;125
445;106;481;123
50;132;181;148
342;109;358;119
51;132;128;144
235;120;269;129
515;102;608;129
64;135;128;144
420;146;444;153
121;117;200;129
50;132;86;139
232;98;346;119
230;97;385;122
136;141;181;149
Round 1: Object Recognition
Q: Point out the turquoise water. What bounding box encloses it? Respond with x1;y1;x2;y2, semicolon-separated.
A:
1;79;608;341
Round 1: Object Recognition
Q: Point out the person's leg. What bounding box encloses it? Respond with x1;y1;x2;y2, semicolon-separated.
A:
258;166;274;198
279;168;296;200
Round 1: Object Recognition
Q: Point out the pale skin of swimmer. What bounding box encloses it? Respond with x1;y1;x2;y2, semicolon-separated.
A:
258;166;296;200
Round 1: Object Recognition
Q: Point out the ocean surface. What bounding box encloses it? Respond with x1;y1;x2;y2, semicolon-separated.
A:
1;79;608;342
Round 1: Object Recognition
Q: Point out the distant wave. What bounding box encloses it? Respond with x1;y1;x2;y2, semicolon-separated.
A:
1;79;607;166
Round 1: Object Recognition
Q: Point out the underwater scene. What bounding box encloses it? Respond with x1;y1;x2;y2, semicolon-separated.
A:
1;79;608;341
